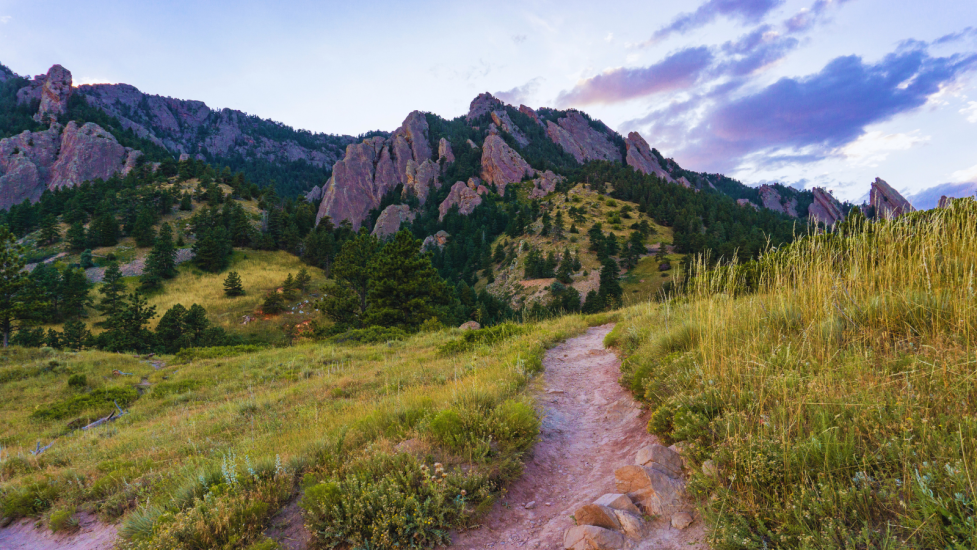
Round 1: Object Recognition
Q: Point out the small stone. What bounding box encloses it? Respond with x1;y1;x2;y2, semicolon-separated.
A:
613;509;646;540
546;389;565;394
702;459;719;479
671;512;694;530
525;501;536;510
635;444;683;478
593;493;640;515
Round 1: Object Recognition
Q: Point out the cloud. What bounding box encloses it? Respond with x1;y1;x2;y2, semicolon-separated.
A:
908;181;977;209
715;26;799;76
495;78;543;106
784;0;852;33
557;47;713;106
0;16;10;24
838;130;930;166
680;48;977;170
646;0;785;44
951;162;977;183
511;34;527;45
934;27;976;46
962;101;977;123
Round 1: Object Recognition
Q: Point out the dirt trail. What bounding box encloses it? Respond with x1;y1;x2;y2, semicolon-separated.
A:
450;324;708;549
0;514;117;550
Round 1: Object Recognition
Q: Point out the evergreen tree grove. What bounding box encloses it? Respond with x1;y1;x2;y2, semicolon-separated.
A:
223;271;245;297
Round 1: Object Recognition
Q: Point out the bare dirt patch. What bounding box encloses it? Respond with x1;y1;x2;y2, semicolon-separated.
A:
0;513;117;550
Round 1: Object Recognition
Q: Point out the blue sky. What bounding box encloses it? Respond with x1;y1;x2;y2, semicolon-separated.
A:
1;0;975;204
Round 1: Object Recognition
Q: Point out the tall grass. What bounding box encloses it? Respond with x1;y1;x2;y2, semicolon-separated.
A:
612;200;977;549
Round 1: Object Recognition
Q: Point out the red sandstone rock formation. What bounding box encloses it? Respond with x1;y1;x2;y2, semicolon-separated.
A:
403;159;440;204
480;134;534;195
439;181;484;221
0;122;141;209
519;104;543;126
545;111;621;164
466;92;504;122
529;170;564;199
808;187;845;225
870;177;914;218
371;204;416;237
758;184;799;217
737;198;759;210
491;110;529;147
438;137;455;165
624;132;674;183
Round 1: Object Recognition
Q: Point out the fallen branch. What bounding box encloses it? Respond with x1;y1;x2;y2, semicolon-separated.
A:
81;401;128;431
30;440;54;455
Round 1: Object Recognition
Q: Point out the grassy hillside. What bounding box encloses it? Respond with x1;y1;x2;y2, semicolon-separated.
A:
0;312;610;548
607;200;977;549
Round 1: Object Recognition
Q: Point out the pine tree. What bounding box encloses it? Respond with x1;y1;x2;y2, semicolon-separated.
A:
142;223;177;290
103;292;156;352
223;271;245;297
67;221;86;251
262;290;286;314
179;193;193;211
97;263;126;327
364;230;451;330
598;258;623;308
132;208;157;248
656;242;668;263
295;268;311;292
60;267;93;319
332;233;380;315
0;226;43;347
60;319;91;351
556;247;575;284
193;225;232;272
80;249;94;269
39;215;60;245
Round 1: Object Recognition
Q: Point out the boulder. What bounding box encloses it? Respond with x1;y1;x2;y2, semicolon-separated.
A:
702;459;719;479
179;153;191;162
593;493;640;515
671;512;694;530
563;525;625;550
439;181;483;221
466;92;504;122
422;230;450;251
614;465;685;516
438;137;455;165
758;184;799;217
635;444;683;478
459;321;481;330
37;65;72;122
545;110;621;164
613;509;647;540
529;170;563;199
624;132;673;182
403;158;440;204
808;187;844;225
870;177;914;219
659;262;671;272
736;198;759;210
677;176;692;189
480;134;534;195
573;504;622;531
371;204;416;237
491;109;529;147
122;149;143;175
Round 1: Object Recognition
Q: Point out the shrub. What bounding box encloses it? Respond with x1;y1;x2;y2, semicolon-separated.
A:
30;386;139;420
328;326;407;345
49;506;79;533
67;373;87;390
0;480;60;518
438;323;525;355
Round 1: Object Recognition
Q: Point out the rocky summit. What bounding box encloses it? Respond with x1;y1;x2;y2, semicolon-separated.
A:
809;187;845;225
624;132;673;182
870;177;915;219
545;110;621;164
479;134;534;195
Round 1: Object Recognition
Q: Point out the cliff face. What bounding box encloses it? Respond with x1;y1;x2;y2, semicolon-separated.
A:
439;179;487;221
808;187;845;225
870;177;914;218
545;111;621;164
624;132;673;182
0;121;141;209
480;134;534;195
758;185;799;217
316;111;434;230
75;81;355;169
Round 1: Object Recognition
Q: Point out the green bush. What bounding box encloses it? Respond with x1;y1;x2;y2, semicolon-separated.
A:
49;506;79;533
328;326;407;345
301;453;491;550
0;480;60;518
438;323;525;355
66;374;87;390
30;386;139;420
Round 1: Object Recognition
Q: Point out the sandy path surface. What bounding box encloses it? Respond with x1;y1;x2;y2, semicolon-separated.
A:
449;324;708;550
0;513;117;550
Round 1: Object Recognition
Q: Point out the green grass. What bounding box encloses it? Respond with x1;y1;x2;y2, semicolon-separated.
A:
607;200;977;549
0;313;596;548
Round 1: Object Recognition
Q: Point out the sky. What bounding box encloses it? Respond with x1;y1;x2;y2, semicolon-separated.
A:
1;0;975;205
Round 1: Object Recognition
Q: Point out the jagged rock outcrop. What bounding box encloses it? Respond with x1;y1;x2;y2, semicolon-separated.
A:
0;122;140;209
439;180;483;221
491;110;529;147
757;184;799;217
403;159;440;204
529;170;563;199
466;92;504;122
371;204;415;237
939;195;957;209
808;187;844;225
519;104;543;126
305;185;323;203
466;139;479;150
316;112;433;229
870;177;914;218
737;198;759;210
480;134;534;195
624;132;674;183
438;137;454;165
677;176;692;189
72;80;355;168
546;110;621;164
16;65;74;123
422;230;449;251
